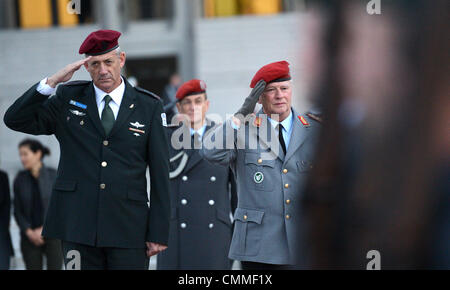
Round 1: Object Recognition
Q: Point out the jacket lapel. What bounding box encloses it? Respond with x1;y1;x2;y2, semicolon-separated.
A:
284;109;310;164
82;83;106;138
108;78;137;138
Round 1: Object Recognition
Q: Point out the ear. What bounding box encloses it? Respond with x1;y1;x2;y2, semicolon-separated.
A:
176;102;182;113
120;52;126;68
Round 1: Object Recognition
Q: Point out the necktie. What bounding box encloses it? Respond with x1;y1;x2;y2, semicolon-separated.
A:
191;133;202;149
101;95;115;135
278;124;287;155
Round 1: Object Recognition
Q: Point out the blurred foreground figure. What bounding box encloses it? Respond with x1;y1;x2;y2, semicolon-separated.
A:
302;0;449;269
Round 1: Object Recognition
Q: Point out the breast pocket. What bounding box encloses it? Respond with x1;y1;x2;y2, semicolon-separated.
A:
297;160;314;173
53;179;77;193
244;152;275;192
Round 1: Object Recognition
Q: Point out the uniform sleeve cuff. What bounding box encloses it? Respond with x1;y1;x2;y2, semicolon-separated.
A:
229;118;240;130
36;78;57;96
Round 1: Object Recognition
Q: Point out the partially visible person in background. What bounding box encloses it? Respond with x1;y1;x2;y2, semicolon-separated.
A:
162;73;182;123
157;79;237;270
13;139;62;270
302;0;449;269
0;167;14;270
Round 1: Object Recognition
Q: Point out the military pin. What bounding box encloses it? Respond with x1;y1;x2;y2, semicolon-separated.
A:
254;172;264;184
130;104;135;109
298;116;310;127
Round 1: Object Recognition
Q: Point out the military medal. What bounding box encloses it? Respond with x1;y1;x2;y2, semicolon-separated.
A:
69;100;87;110
129;127;145;134
254;172;264;184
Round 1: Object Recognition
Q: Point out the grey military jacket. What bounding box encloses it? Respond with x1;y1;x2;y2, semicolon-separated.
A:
200;109;321;265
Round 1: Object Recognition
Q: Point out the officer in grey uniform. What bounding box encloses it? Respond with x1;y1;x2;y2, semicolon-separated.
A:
157;79;237;270
201;61;321;270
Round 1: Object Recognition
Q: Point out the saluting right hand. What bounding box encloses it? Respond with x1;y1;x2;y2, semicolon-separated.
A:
46;57;92;88
235;79;266;117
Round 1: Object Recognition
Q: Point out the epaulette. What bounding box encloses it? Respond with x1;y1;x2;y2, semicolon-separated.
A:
64;80;91;86
306;113;323;124
135;87;161;101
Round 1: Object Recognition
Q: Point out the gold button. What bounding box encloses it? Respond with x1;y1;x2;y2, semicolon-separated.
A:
257;159;263;164
285;183;289;189
286;215;291;220
243;215;248;220
100;184;106;190
286;199;291;204
103;140;109;146
283;169;288;174
101;162;107;168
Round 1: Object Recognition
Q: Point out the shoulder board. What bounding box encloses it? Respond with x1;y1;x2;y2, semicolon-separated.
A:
135;87;161;100
306;113;323;124
64;80;91;86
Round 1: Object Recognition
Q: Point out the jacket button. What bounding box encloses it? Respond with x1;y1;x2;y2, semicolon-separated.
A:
80;120;84;126
243;215;248;220
103;140;109;146
210;176;216;182
257;158;263;164
209;200;215;206
284;183;289;189
180;223;187;229
209;223;214;229
286;214;291;220
181;199;187;205
102;162;108;168
182;176;188;182
286;199;291;205
283;169;288;174
100;184;106;190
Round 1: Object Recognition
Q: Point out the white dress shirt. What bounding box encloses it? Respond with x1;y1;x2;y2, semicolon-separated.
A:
94;78;125;120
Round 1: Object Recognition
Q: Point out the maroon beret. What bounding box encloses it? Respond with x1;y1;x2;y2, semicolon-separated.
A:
79;30;122;56
250;61;291;88
176;79;207;100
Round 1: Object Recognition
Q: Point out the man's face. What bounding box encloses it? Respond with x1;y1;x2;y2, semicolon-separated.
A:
176;93;209;127
84;49;126;93
259;81;292;121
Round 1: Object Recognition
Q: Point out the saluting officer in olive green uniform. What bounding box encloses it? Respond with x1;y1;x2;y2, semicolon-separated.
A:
3;30;170;270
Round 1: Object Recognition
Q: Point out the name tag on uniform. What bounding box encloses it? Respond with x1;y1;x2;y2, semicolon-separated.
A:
69;100;87;110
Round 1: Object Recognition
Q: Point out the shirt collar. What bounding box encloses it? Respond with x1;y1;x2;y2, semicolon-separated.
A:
190;123;207;138
268;110;293;133
94;77;125;106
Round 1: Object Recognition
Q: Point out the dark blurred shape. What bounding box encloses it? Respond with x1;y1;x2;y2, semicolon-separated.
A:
0;170;14;270
302;0;449;269
162;73;182;123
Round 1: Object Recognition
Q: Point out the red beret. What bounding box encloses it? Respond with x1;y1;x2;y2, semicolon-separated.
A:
176;79;207;100
79;30;122;56
250;61;291;88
